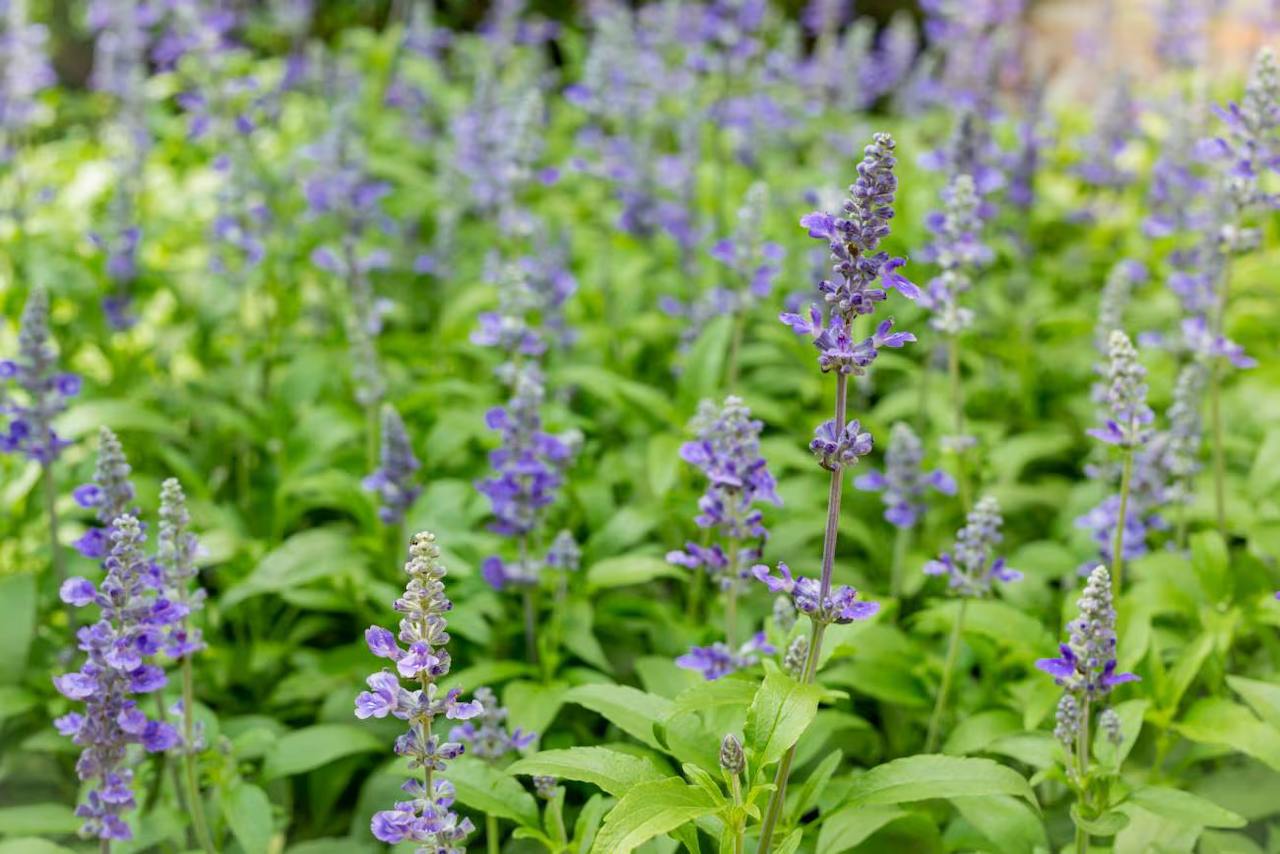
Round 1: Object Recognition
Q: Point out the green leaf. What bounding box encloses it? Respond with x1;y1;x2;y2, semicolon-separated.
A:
285;838;377;854
912;600;1054;661
0;841;77;854
0;574;36;684
646;433;683;498
591;778;720;854
952;795;1047;854
262;724;382;779
677;315;733;412
563;600;612;671
815;805;907;854
509;747;668;796
1190;531;1232;602
744;670;824;768
1124;786;1246;829
941;709;1021;756
573;793;610;854
220;783;275;854
1226;675;1280;730
448;756;540;828
1175;698;1280;771
841;755;1037;809
788;751;842;822
503;680;568;736
586;554;683;591
564;684;673;751
0;686;37;723
60;399;183;440
1071;806;1129;836
0;803;80;836
223;527;362;608
672;678;758;714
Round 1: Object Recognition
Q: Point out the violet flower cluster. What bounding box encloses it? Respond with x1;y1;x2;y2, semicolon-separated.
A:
780;133;918;379
356;532;483;850
855;422;956;529
73;426;137;559
1;289;80;463
1207;46;1280;252
1093;260;1147;355
666;396;781;590
753;561;880;625
364;405;422;525
920;173;991;335
1038;566;1138;750
1087;331;1154;449
676;632;776;682
1074;75;1138;191
53;515;182;841
923;495;1021;596
156;478;206;661
448;686;536;761
0;0;55;156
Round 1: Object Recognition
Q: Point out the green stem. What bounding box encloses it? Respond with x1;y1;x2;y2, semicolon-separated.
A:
730;773;745;854
756;375;848;853
366;402;380;475
100;840;109;854
1112;449;1134;590
486;813;500;854
1209;263;1232;539
947;334;971;512
1075;695;1091;854
42;464;69;627
925;597;968;753
724;534;741;647
726;309;746;391
889;525;909;604
182;655;216;854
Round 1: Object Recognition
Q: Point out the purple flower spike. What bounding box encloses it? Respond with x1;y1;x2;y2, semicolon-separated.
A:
356;532;476;852
924;496;1018;597
676;631;775;681
1;290;78;464
856;423;953;529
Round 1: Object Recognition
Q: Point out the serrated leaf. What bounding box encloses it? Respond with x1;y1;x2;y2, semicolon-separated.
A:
1226;675;1280;730
841;755;1037;809
508;747;668;796
0;803;80;836
262;724;381;779
744;670;824;769
591;778;719;854
449;756;540;828
220;783;274;854
952;795;1047;854
223;527;362;608
563;684;673;751
1124;786;1246;829
815;805;907;854
672;677;758;714
1175;698;1280;771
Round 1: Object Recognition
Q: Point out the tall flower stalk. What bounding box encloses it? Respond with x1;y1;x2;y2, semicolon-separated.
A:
1087;331;1152;589
355;531;483;849
921;496;1019;751
854;421;956;598
1;289;80;614
756;132;917;852
156;479;213;854
364;403;422;553
667;396;780;653
449;686;535;854
1037;567;1139;854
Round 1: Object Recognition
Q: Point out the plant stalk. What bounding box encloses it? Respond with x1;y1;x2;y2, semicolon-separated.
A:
947;333;971;512
182;654;216;853
1209;262;1232;539
756;374;848;853
1111;448;1134;590
486;813;500;854
925;597;968;753
42;464;70;627
889;524;909;603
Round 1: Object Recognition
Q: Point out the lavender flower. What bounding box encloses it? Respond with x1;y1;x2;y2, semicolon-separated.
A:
449;687;535;761
676;631;775;681
53;515;181;841
782;635;808;677
1074;75;1138;191
545;530;580;573
356;532;483;850
1094;260;1147;352
666;396;781;590
924;496;1021;595
0;0;56;147
752;562;879;626
72;427;136;559
920;174;990;335
1087;331;1153;449
1144;95;1209;239
156;478;205;660
1206;46;1280;247
1;289;79;463
1037;566;1138;700
364;405;422;525
856;422;956;528
1155;0;1207;70
1163;361;1208;504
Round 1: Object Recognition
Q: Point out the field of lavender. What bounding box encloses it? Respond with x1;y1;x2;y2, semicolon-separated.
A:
2;1;1280;853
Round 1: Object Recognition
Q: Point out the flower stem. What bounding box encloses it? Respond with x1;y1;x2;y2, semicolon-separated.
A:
522;588;539;666
724;534;741;647
925;597;968;753
366;401;380;476
41;463;69;628
730;773;746;854
486;813;500;854
1073;694;1091;854
727;309;746;391
1112;449;1134;590
182;655;216;854
889;524;909;603
1210;263;1232;540
756;374;847;853
947;334;971;512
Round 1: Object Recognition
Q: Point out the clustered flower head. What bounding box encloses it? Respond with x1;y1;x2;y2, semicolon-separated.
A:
157;477;206;660
676;631;775;681
753;561;879;625
1074;75;1137;190
0;0;56;143
780;133;918;373
855;422;956;528
1094;260;1147;354
1038;566;1139;748
924;495;1021;595
53;515;182;841
1088;331;1153;449
364;405;422;525
448;686;536;760
1;289;81;463
356;532;483;851
73;426;136;559
919;173;990;335
666;396;781;589
1208;46;1280;249
1162;361;1208;504
545;529;581;573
